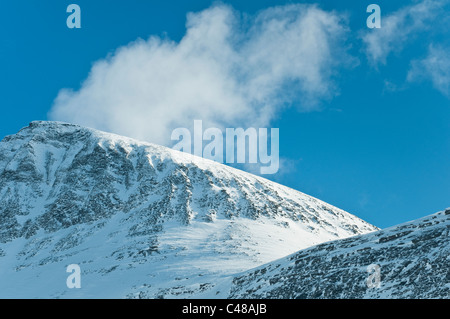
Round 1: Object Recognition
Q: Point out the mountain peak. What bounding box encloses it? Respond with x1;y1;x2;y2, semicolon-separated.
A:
20;120;88;135
0;121;377;298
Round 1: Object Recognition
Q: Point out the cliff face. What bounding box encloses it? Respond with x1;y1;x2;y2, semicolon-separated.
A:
225;209;450;299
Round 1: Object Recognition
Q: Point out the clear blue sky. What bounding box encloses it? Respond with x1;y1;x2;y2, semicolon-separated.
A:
1;0;449;228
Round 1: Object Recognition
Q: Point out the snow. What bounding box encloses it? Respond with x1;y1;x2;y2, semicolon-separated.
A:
0;121;382;298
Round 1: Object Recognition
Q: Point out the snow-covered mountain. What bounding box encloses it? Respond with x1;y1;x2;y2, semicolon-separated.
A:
219;209;450;299
0;121;377;298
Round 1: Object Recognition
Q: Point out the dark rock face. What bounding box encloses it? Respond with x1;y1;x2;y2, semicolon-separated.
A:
227;210;450;299
0;121;375;244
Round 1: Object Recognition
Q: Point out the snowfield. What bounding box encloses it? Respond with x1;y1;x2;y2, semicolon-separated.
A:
0;121;446;299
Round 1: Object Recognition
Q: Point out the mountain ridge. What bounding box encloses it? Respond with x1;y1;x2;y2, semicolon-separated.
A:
217;208;450;299
0;121;377;298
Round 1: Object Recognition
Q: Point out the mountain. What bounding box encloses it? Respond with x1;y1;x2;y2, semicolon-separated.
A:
219;209;450;299
0;121;377;298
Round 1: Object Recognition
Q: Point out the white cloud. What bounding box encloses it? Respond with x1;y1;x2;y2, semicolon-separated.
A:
362;0;444;66
407;45;450;97
49;4;353;145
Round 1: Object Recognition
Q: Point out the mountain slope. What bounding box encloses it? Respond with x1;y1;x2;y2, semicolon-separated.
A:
219;209;450;299
0;121;377;298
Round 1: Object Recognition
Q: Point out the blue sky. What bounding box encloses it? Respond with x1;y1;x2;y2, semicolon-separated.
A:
1;0;449;228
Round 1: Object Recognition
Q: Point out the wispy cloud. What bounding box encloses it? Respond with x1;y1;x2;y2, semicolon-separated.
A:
407;45;450;97
49;4;353;145
362;0;444;66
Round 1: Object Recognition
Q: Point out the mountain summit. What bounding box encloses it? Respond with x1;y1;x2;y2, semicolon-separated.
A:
0;121;377;298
